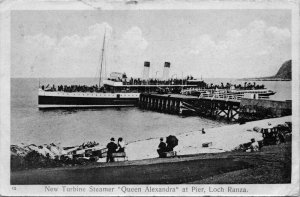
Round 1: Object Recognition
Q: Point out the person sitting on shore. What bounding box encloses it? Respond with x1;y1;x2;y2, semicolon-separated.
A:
157;138;167;158
106;138;118;162
267;122;273;132
117;137;125;152
246;138;259;152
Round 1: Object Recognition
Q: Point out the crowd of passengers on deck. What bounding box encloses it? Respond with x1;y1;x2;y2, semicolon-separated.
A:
205;82;265;90
41;77;265;93
107;76;192;86
41;84;102;93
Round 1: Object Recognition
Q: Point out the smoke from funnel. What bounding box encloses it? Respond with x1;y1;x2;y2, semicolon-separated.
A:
162;62;170;80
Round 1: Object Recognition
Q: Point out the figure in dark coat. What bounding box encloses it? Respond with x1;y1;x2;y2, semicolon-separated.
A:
157;137;167;158
106;138;118;162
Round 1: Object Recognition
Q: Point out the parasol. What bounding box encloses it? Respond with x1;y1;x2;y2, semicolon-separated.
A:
166;135;179;150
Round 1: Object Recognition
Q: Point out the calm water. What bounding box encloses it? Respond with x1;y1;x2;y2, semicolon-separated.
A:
11;78;291;147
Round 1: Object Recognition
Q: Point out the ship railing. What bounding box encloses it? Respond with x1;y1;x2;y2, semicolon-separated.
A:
199;91;271;101
181;88;217;95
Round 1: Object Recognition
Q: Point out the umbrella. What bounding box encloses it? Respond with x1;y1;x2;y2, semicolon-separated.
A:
166;135;179;150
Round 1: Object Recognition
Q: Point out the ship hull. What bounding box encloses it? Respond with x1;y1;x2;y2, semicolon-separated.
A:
38;91;140;109
258;92;276;96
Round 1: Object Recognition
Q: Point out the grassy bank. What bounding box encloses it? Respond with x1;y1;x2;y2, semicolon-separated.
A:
190;143;291;184
11;142;291;184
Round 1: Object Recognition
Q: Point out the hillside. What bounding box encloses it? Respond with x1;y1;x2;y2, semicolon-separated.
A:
274;60;292;80
243;60;292;81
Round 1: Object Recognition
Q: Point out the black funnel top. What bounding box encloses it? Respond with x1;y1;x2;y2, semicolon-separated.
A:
164;62;170;68
144;61;150;67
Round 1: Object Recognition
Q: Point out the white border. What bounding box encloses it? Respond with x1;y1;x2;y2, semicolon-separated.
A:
0;0;299;196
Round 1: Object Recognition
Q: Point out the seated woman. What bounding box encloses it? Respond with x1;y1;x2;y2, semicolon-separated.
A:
117;137;125;152
246;138;259;152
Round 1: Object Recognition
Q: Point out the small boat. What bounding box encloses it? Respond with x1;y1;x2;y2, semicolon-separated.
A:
181;86;276;100
228;88;276;99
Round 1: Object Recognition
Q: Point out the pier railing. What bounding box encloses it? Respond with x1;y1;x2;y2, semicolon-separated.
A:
201;93;269;101
181;88;270;101
200;93;240;101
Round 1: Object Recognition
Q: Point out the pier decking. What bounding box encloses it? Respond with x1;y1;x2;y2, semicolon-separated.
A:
139;93;291;122
139;93;241;121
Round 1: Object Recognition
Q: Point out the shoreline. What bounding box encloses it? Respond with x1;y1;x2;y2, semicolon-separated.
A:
123;116;290;161
11;116;291;163
11;116;292;184
240;78;291;81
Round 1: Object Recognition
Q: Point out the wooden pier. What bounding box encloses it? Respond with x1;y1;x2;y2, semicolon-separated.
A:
139;93;292;122
139;93;241;121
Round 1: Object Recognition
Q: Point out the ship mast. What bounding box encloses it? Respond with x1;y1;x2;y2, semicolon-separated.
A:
99;29;106;87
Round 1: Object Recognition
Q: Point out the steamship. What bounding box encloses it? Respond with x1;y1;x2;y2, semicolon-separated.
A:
38;31;196;109
38;82;141;109
38;64;196;109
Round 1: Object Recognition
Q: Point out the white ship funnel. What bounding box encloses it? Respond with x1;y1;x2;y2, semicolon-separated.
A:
162;62;170;80
142;61;150;80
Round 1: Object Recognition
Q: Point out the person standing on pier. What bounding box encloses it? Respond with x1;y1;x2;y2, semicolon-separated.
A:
106;138;118;162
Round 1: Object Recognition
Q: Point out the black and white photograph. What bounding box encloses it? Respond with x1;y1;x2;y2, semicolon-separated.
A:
0;0;299;196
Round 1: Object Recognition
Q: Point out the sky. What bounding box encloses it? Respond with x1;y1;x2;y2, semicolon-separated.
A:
11;10;291;78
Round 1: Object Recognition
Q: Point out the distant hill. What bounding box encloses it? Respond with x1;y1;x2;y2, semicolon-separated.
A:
243;60;292;81
274;60;292;80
